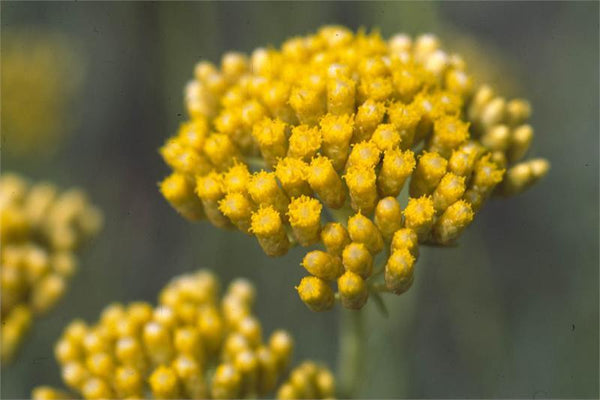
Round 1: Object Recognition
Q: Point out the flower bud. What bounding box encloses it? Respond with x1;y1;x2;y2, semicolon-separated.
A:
342;243;373;279
432;173;466;214
195;172;232;228
387;102;421;148
287;195;322;246
288;124;322;161
252;118;289;167
296;276;335;312
385;248;415;294
302;251;343;281
354;99;385;143
320;222;350;256
338;271;368;309
275;158;313;198
307;156;346;209
327;75;356;115
371;123;401;152
219;192;254;233
320;114;354;171
501;158;549;196
248;172;289;216
433;200;474;244
378;148;416;197
391;228;419;258
403;196;435;240
409;151;447;197
347;212;384;254
160;173;205;221
345;166;378;215
250;206;290;257
346;141;381;170
508;124;533;162
374;197;403;240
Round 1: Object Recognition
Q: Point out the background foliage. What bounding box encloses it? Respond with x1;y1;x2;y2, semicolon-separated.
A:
2;2;598;398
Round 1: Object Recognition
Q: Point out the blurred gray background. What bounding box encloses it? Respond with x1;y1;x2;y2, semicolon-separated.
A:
1;1;598;398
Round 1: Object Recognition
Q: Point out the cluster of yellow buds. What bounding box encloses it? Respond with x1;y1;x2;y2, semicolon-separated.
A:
1;173;103;362
33;270;335;399
159;26;549;312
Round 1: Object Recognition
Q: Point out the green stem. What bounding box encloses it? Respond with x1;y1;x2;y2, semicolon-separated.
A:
337;308;366;399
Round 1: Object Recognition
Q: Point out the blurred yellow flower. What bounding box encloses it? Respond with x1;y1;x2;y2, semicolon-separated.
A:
1;173;102;363
32;270;335;399
158;26;549;312
1;30;84;156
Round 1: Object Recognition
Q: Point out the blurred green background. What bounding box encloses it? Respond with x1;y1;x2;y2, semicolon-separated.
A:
1;1;598;398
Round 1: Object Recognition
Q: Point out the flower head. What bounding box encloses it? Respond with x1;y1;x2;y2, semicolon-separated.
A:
32;270;334;399
0;174;102;363
159;26;549;312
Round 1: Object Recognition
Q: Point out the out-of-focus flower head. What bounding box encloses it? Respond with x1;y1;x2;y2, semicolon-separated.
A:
1;29;85;157
32;270;335;400
0;173;102;363
158;26;549;312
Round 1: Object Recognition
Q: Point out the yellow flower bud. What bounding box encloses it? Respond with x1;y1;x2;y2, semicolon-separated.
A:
387;101;422;150
197;306;224;354
391;228;419;258
211;363;242;399
501;158;550;196
222;163;252;195
327;75;356;115
371;123;401;152
31;273;65;314
342;242;373;279
316;367;336;398
432;173;466;214
345;166;378;215
392;66;425;103
377;148;416;197
481;125;511;153
445;69;473;97
433;200;474;244
288;124;322;161
235;349;259;393
409;151;448;197
226;278;256;307
276;382;297;399
81;377;113;400
338;271;368;309
160;173;205;221
269;330;294;370
374;197;404;240
32;387;72;400
195;172;232;228
256;346;279;395
287;196;322;246
429;115;470;157
508;124;534;162
347;212;384;254
160;138;212;177
252;118;289;167
320;113;354;171
248;171;289;215
320;222;351;256
359;76;394;102
307;156;346;209
290;85;326;126
219;192;254;233
250;206;290;257
480;97;506;128
354;99;385;143
302;250;343;281
275;158;313;198
296;276;335;312
203;133;240;170
149;365;181;399
385;248;415;294
143;321;173;366
448;141;485;177
506;98;531;126
346;141;381;170
403;196;435;240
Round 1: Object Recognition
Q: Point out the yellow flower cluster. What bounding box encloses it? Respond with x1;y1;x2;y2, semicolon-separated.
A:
1;174;103;363
1;30;84;156
33;270;335;400
159;26;549;312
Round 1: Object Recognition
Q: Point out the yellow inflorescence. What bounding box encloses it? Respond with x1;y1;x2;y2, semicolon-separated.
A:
1;174;103;363
32;270;335;400
159;26;549;312
1;30;84;157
